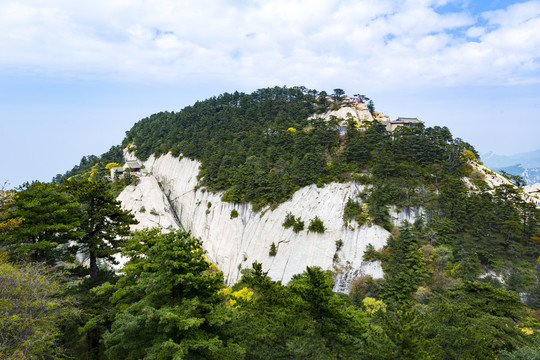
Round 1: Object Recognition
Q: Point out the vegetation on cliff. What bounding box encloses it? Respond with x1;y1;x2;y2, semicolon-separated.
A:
119;87;476;215
53;86;540;286
121;87;540;268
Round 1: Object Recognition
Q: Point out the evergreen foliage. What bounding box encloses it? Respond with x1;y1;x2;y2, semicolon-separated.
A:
343;198;372;226
53;145;124;183
102;230;243;359
422;281;532;359
308;216;326;233
0;186;23;233
282;212;306;233
226;263;382;359
269;242;277;256
282;212;296;228
0;181;82;265
123;87;337;208
64;179;137;279
293;217;305;233
380;223;428;304
498;337;540;359
378;306;441;359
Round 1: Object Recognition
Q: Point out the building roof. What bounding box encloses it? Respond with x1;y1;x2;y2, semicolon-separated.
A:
393;117;422;124
124;160;141;169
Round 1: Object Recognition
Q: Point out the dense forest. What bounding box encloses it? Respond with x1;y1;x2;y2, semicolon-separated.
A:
1;86;539;358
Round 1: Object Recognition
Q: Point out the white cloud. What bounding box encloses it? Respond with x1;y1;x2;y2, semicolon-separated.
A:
0;0;538;88
466;26;485;38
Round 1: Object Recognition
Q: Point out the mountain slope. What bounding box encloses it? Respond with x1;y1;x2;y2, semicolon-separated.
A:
118;151;422;291
58;86;540;296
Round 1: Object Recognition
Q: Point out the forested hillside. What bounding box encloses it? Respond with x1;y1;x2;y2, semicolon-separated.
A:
122;87;470;211
1;86;538;358
121;87;539;268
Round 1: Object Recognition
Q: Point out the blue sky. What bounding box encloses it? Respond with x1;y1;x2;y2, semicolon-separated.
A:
1;0;539;188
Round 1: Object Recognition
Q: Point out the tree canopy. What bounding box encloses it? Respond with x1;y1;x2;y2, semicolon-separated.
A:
0;252;77;359
64;179;137;279
103;229;243;359
0;181;82;265
0;186;23;233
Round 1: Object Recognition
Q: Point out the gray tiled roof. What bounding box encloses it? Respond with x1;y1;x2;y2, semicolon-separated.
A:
124;160;141;169
393;117;422;124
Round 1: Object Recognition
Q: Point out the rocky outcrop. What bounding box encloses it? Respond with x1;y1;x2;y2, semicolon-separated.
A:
310;103;373;123
119;151;421;292
117;176;180;231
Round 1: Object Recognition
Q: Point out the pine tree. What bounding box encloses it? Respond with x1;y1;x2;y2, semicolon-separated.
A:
381;223;427;304
65;179;137;279
0;181;82;265
103;230;243;359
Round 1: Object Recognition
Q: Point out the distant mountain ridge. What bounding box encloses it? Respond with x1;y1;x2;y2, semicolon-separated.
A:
482;148;540;185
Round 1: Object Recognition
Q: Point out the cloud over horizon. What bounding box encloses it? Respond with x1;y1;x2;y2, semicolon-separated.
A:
1;0;539;89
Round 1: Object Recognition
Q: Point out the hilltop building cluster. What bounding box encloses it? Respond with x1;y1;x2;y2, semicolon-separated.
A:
319;95;423;134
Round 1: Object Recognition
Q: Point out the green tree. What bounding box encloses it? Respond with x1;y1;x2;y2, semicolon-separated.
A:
269;242;277;256
227;263;320;359
293;217;305;233
0;181;82;265
424;281;532;359
65;269;120;360
65;179;137;279
283;212;296;228
0;252;78;359
498;337;540;360
332;88;345;101
378;307;441;360
53;145;124;184
103;230;243;359
289;266;379;358
527;276;540;309
0;185;22;233
381;223;427;304
367;100;375;114
343;127;370;166
228;264;381;359
500;171;527;188
308;216;326;233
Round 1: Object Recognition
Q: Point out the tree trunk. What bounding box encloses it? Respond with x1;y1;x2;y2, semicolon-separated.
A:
87;327;101;360
89;251;98;279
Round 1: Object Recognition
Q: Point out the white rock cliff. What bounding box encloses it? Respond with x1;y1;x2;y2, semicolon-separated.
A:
118;151;419;293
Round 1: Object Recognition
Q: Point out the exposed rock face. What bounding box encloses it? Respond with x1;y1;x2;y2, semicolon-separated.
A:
524;183;540;195
117;176;180;231
310;103;373;123
119;151;418;292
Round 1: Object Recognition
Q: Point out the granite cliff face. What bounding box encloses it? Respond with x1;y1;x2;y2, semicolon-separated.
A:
117;175;179;231
118;151;421;292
